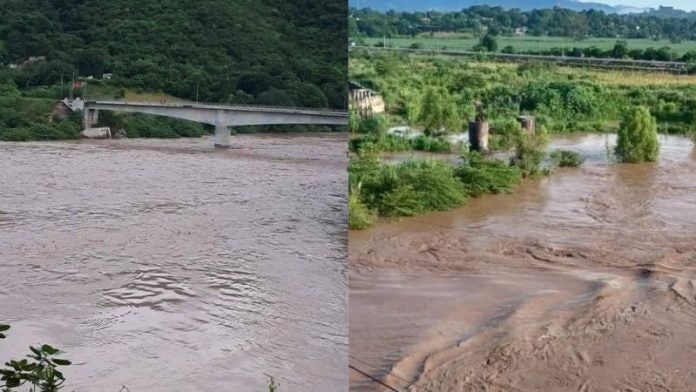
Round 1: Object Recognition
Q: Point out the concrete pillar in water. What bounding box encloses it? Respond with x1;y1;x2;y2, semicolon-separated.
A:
517;115;535;134
91;109;99;126
468;121;490;153
214;122;231;148
213;109;231;148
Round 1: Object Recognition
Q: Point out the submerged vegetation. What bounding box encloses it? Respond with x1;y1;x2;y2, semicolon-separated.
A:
348;126;554;229
616;106;660;163
551;150;585;167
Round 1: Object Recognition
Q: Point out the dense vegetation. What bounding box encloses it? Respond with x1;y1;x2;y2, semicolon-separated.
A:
350;52;696;137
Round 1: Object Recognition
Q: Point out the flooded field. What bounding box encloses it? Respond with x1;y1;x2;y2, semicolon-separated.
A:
0;134;347;391
350;134;696;391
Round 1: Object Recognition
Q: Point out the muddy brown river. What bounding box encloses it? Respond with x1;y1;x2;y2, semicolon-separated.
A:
350;134;696;392
0;134;347;391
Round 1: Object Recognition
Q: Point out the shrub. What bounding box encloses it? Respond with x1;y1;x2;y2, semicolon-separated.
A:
349;191;375;230
550;150;584;167
359;159;467;217
511;126;550;177
456;152;523;196
615;106;659;163
411;135;451;152
357;115;388;135
489;119;522;151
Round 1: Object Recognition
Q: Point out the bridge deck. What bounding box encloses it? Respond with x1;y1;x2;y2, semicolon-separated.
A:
86;100;347;117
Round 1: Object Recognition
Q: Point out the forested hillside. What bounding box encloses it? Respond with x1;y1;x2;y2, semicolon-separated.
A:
0;0;347;109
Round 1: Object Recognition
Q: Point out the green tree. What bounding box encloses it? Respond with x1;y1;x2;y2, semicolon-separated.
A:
476;33;498;52
417;87;461;134
611;40;629;59
615;106;659;163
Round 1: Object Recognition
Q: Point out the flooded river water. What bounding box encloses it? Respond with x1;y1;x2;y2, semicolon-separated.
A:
350;134;696;391
0;134;347;391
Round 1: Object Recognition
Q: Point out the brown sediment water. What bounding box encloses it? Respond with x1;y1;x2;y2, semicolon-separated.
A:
350;134;696;392
0;134;347;391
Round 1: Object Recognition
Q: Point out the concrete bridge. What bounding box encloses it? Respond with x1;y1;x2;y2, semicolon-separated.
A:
77;100;348;147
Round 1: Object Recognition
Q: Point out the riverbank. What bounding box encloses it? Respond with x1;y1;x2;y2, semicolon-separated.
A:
349;134;696;391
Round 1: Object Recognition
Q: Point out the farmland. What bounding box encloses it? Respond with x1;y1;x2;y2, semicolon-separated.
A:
360;34;696;58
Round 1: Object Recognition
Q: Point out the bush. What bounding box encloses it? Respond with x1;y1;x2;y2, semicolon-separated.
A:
489;119;522;151
0;129;32;141
358;159;467;217
550;150;584;167
511;126;549;177
615;106;659;163
456;152;523;197
356;115;388;135
0;121;81;141
349;191;375;230
411;135;451;152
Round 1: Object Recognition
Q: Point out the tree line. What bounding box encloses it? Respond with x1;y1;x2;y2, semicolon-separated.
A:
350;6;696;41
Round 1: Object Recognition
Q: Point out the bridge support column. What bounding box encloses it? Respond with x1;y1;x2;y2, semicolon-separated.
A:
214;123;231;148
82;108;99;129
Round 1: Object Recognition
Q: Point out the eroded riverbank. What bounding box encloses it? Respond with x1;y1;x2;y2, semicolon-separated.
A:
350;134;696;391
0;134;347;391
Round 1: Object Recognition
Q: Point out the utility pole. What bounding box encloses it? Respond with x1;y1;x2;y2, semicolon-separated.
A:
70;72;75;100
60;74;64;100
196;83;199;104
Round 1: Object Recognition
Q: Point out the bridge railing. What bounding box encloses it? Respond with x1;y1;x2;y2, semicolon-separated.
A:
84;100;348;116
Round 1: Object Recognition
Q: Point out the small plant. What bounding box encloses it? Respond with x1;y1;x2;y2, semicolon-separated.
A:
349;185;376;230
0;324;72;392
267;375;279;392
550;150;584;167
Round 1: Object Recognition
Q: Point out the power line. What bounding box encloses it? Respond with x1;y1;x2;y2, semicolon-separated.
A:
349;364;401;392
349;355;439;392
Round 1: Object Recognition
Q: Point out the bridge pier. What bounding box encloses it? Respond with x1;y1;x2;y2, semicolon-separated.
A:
214;123;232;148
82;108;99;129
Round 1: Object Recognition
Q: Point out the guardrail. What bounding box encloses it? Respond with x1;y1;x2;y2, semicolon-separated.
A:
84;100;348;116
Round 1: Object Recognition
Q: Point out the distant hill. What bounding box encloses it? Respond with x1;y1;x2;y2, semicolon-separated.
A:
349;0;650;13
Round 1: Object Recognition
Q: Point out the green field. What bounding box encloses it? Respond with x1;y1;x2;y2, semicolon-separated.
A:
360;35;696;57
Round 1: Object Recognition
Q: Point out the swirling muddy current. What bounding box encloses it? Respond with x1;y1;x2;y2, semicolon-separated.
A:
350;134;696;392
0;134;347;391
